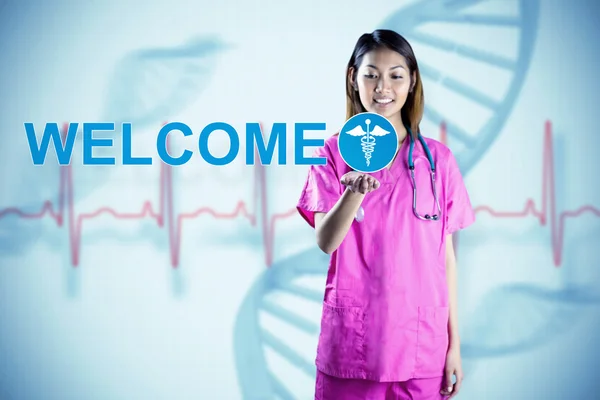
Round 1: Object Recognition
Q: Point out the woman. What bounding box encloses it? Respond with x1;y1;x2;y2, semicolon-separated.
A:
296;29;476;399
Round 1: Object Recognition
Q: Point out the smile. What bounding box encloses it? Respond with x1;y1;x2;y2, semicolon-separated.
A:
374;98;393;105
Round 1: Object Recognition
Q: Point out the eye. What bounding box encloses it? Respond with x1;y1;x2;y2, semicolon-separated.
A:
392;75;403;79
364;74;377;79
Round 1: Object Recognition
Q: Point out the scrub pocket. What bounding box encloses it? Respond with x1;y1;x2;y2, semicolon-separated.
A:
316;303;366;376
415;306;450;376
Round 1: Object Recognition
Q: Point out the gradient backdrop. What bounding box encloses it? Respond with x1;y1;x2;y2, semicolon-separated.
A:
1;0;599;399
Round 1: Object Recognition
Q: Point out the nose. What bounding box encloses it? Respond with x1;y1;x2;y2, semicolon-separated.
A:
375;76;391;93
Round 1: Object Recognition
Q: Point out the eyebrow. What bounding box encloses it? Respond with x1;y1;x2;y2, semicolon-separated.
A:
365;64;405;71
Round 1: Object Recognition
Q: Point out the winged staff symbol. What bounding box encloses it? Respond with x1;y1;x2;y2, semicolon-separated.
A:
345;118;391;166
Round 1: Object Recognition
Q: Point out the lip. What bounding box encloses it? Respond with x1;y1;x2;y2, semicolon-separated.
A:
374;98;394;107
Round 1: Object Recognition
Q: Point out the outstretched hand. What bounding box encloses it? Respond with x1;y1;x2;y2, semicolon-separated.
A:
340;172;380;194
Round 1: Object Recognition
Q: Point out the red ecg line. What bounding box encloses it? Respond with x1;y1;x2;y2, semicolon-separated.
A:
0;121;598;268
473;120;599;266
0;123;295;268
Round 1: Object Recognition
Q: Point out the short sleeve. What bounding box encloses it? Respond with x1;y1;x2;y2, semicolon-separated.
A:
296;143;342;228
444;150;476;235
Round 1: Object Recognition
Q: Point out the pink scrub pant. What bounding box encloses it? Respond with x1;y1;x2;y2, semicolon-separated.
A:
315;370;449;400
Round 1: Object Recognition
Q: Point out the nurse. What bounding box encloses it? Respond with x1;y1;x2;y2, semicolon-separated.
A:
297;29;476;399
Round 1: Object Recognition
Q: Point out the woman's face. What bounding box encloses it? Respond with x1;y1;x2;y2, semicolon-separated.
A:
353;48;413;122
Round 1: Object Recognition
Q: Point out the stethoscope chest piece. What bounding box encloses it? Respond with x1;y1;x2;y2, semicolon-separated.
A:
355;206;365;222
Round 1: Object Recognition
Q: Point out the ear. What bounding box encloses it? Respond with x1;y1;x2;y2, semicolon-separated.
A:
410;71;417;92
349;67;358;91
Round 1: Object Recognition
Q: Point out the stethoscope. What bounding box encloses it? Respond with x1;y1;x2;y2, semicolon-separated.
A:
355;127;442;222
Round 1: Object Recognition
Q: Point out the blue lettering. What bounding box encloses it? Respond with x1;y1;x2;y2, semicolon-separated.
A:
24;122;78;165
157;122;193;166
123;123;152;165
26;120;329;166
83;123;115;165
245;123;286;165
295;123;326;165
199;122;239;166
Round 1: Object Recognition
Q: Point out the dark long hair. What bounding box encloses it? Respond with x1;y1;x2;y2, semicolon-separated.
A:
345;29;424;140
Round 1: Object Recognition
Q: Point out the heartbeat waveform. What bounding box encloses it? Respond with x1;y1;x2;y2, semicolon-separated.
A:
0;121;598;268
0;123;295;267
0;158;296;267
474;120;599;266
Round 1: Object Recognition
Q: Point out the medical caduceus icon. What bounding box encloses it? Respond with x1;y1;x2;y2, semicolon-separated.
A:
345;119;391;167
339;113;399;173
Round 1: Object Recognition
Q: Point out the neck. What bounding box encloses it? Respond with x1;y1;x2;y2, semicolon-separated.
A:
389;113;408;144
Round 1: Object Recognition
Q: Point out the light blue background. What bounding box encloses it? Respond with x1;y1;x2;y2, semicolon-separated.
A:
1;0;599;399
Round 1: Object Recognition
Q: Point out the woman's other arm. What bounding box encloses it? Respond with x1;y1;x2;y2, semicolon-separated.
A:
442;233;464;398
445;233;460;349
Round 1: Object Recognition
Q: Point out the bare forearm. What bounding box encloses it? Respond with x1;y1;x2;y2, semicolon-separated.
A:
447;265;460;347
446;237;460;348
316;188;365;254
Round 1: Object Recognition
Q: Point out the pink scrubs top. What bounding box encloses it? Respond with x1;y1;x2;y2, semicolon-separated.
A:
296;133;475;382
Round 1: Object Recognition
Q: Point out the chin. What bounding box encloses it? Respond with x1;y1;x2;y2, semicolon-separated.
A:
381;109;402;120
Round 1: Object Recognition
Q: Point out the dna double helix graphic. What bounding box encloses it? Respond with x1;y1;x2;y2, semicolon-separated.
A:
461;282;600;359
234;247;329;399
233;0;544;398
0;35;230;257
379;0;539;175
459;130;600;358
101;35;231;129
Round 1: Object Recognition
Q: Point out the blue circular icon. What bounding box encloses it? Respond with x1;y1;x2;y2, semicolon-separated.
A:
338;112;399;173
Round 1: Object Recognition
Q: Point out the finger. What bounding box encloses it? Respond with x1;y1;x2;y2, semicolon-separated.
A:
352;176;362;193
358;176;366;193
360;175;369;193
449;374;462;398
448;386;458;398
371;179;379;191
342;173;355;187
365;176;374;192
352;176;363;193
440;371;454;396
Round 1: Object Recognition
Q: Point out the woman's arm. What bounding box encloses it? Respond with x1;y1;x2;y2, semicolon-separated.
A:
311;173;379;254
445;233;460;348
313;188;365;254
